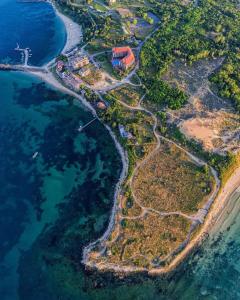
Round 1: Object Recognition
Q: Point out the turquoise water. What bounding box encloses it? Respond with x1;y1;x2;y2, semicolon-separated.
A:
0;1;121;299
1;0;240;299
0;71;121;300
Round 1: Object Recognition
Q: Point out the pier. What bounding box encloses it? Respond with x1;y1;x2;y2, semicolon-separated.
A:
15;43;32;66
0;64;47;73
78;117;97;132
17;0;48;2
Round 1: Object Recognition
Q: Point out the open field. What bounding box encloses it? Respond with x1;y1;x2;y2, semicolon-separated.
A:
105;214;192;268
94;52;121;79
107;84;145;106
132;140;215;214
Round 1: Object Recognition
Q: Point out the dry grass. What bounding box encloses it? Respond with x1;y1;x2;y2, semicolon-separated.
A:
108;84;145;106
132;141;214;214
107;214;191;267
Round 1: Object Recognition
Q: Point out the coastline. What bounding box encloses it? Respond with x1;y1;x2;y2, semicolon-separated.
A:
45;0;83;68
44;2;240;276
52;2;83;54
81;165;240;276
9;0;240;276
149;166;240;275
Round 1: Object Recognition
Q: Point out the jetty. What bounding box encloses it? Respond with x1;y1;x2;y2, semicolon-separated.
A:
78;117;97;132
0;64;47;73
15;44;31;66
17;0;48;2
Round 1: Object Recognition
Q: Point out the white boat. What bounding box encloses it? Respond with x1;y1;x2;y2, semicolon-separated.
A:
32;151;39;159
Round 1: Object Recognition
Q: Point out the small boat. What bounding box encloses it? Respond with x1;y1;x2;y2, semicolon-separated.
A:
32;151;39;159
77;125;82;132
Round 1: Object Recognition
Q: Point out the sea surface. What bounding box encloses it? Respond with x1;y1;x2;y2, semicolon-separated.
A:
0;0;66;66
1;1;240;300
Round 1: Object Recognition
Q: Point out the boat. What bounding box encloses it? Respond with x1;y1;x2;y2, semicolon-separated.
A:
32;151;39;159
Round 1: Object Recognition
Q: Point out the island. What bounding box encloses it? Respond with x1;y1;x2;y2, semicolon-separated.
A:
3;0;240;275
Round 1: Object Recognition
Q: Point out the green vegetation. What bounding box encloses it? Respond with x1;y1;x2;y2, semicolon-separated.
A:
107;84;145;106
146;80;187;110
138;0;240;112
99;94;156;178
211;57;240;113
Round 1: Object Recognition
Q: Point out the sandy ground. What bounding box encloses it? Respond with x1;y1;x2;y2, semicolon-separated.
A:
163;59;240;154
179;111;240;153
49;0;83;54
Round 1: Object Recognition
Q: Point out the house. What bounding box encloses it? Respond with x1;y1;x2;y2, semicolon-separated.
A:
107;0;116;5
56;60;64;72
70;55;89;70
112;47;135;70
118;125;133;139
65;74;82;90
97;101;107;110
79;67;91;77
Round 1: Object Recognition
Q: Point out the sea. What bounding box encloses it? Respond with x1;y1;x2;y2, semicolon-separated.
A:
0;1;240;300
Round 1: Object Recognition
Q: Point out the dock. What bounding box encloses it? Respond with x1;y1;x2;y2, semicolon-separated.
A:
15;43;32;66
0;64;47;73
17;0;48;2
78;117;97;132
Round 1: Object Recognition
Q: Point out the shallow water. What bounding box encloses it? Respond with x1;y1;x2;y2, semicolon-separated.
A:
0;70;122;300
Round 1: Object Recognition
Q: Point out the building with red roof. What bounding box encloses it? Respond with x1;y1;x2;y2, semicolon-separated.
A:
112;47;135;70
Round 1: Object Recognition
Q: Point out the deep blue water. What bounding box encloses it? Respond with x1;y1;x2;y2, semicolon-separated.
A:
0;0;66;66
0;1;121;299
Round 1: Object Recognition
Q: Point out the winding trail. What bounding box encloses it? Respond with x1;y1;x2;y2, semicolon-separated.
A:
83;68;221;271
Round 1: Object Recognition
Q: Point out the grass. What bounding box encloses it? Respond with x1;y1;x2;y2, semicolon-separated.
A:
85;41;110;54
105;214;191;267
132;140;215;214
93;2;108;12
95;52;121;79
107;84;145;106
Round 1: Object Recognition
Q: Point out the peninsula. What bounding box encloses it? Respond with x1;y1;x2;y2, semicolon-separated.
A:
6;0;240;275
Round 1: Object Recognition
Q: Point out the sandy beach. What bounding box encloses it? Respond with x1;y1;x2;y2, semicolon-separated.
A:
47;0;82;58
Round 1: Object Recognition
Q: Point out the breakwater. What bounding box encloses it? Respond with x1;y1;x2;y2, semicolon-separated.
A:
0;64;47;73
